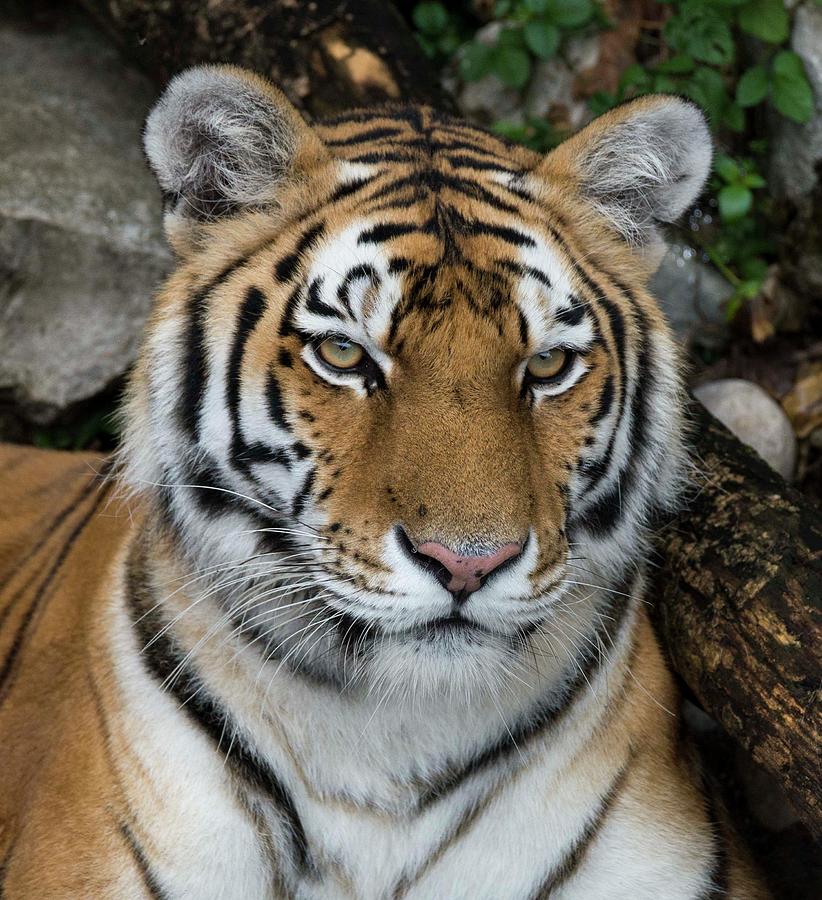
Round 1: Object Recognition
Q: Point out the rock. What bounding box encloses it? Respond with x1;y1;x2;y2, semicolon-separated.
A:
769;3;822;301
769;3;822;204
693;379;797;480
650;243;733;349
0;2;170;427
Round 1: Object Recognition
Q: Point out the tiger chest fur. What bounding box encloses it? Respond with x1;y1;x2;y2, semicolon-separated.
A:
0;66;768;898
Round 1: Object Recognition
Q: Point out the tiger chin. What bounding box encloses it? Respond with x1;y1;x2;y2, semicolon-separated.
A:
0;65;769;898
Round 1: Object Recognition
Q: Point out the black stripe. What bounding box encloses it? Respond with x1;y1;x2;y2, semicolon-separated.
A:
267;371;289;430
305;277;343;320
529;758;632;899
444;153;518;174
328;177;372;204
119;821;169;900
274;222;325;284
227;286;268;465
497;259;552;289
466;221;536;247
590;375;614;426
554;300;586;328
127;560;313;875
241;442;291;468
278;283;303;337
416;581;634;810
517;309;529;346
291;469;316;520
0;473;112;709
325;126;405;146
178;260;245;441
358;221;422;244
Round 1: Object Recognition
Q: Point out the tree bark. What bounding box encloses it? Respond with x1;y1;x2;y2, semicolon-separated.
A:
76;0;455;119
653;402;822;839
75;0;822;838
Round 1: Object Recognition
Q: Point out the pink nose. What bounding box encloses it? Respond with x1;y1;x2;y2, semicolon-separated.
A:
415;541;522;596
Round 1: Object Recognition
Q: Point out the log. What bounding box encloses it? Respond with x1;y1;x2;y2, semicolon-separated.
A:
75;0;822;839
653;403;822;839
76;0;455;118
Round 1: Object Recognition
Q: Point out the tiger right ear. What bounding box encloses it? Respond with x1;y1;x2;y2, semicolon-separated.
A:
537;95;711;255
143;65;328;251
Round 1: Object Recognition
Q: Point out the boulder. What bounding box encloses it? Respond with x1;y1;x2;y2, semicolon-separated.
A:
693;378;797;480
0;2;169;427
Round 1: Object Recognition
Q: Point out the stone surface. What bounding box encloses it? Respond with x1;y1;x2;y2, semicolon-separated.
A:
769;3;822;301
693;379;797;480
769;3;822;204
650;243;733;348
0;3;169;426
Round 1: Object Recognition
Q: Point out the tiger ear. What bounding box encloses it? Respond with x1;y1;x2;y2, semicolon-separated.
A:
144;65;328;251
537;95;712;252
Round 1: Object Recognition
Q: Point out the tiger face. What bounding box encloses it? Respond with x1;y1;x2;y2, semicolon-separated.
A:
127;66;709;694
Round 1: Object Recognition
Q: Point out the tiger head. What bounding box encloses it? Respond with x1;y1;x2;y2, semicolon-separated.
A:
124;66;710;696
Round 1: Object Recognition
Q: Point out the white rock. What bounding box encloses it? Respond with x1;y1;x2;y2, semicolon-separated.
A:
693;379;797;480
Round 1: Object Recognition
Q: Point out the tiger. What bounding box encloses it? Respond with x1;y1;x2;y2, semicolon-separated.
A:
0;64;768;899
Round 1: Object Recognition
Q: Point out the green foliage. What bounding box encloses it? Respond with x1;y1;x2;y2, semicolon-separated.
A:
413;0;599;117
411;0;818;323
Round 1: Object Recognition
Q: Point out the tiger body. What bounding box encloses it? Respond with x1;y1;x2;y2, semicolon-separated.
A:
0;68;766;898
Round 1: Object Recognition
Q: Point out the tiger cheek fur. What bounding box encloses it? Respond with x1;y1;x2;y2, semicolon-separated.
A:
0;64;770;900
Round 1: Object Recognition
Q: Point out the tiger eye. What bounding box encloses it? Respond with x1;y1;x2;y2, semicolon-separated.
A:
317;336;365;370
526;348;569;380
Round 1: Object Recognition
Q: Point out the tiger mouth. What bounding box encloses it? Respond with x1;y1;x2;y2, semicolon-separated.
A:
414;614;492;641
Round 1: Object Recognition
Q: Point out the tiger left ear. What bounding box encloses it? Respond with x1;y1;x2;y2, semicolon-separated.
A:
144;65;329;253
537;95;712;253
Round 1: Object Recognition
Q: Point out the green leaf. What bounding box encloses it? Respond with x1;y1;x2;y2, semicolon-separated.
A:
664;6;734;66
492;46;532;88
737;0;789;44
498;26;527;50
683;66;730;124
546;0;594;28
718;184;753;222
619;63;652;93
522;0;550;13
655;54;695;75
736;65;770;107
588;91;617;115
724;102;746;132
771;50;815;123
412;2;449;36
459;42;495;81
652;74;678;94
743;172;767;188
523;19;560;58
714;153;740;183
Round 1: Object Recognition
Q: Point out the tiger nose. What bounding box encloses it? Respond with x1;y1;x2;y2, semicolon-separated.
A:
399;530;523;600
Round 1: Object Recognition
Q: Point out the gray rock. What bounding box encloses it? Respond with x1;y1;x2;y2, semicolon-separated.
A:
0;4;169;426
769;3;822;204
650;243;733;348
693;379;797;480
